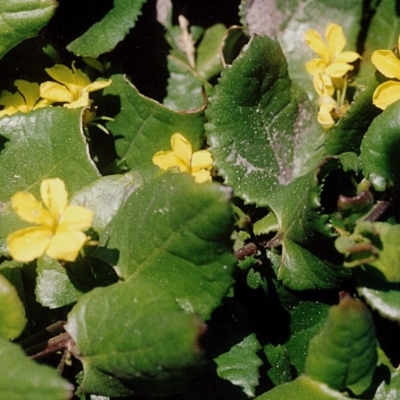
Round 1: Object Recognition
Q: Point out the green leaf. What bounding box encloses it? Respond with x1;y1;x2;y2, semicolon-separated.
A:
360;101;400;191
0;336;73;400
205;34;322;207
267;158;350;290
373;370;400;400
71;171;143;233
305;295;377;395
0;107;99;202
65;280;205;398
255;375;349;400
103;74;206;180
0;273;26;339
0;0;57;60
240;0;363;101
215;333;262;397
67;0;147;58
95;173;235;320
263;344;293;387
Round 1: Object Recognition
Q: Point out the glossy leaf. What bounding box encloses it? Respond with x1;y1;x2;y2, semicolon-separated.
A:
103;74;206;180
67;0;147;58
0;107;99;202
305;295;377;395
66;280;205;397
0;0;56;60
0;273;26;339
215;334;262;397
0;336;73;400
95;173;235;320
374;370;400;400
205;34;322;207
360;101;400;191
263;345;293;387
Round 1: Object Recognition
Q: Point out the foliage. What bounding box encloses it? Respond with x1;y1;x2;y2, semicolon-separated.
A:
2;0;400;399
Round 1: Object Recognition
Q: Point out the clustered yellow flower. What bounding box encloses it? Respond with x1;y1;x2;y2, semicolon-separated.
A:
0;63;111;117
305;23;361;130
7;178;94;262
371;34;400;110
152;133;213;183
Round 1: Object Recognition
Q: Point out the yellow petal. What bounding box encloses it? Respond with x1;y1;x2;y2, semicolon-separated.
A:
325;23;346;57
63;91;90;108
318;103;336;130
304;59;327;76
305;29;329;62
313;72;334;96
152;151;182;170
11;191;54;227
325;62;353;78
57;205;93;232
15;80;40;110
191;150;213;171
192;169;212;184
46;231;88;261
45;64;78;88
40;178;68;222
85;79;112;93
7;226;52;262
0;106;19;118
371;50;400;80
335;51;361;64
0;90;24;107
171;133;192;168
372;81;400;110
40;81;74;103
71;62;92;88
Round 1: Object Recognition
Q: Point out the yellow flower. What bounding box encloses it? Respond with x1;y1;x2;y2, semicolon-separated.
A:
0;80;51;118
7;178;94;262
305;23;361;79
40;62;111;108
371;36;400;110
152;133;213;183
317;95;337;130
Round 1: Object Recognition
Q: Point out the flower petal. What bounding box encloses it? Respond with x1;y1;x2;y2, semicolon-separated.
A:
15;80;40;110
40;81;74;103
171;133;192;168
45;64;78;88
325;23;346;57
152;151;183;171
304;59;328;76
305;29;329;62
46;231;88;261
0;106;19;118
335;51;361;64
372;81;400;110
318;103;336;130
40;178;68;222
191;150;213;171
85;79;112;93
192;169;212;184
7;226;52;262
11;191;54;227
57;205;93;232
0;90;24;108
371;50;400;80
325;62;353;78
71;62;92;89
63;91;90;108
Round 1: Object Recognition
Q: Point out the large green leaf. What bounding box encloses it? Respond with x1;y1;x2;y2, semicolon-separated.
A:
0;107;99;202
67;0;146;58
0;0;57;60
95;173;235;320
240;0;363;100
360;101;400;191
66;280;205;398
305;295;377;395
0;273;26;339
0;336;73;400
103;74;206;180
205;34;322;207
215;334;262;397
373;370;400;400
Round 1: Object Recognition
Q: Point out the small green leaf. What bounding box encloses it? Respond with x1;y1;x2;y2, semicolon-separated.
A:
254;375;349;400
263;344;293;387
0;107;99;202
305;294;377;395
66;281;205;398
67;0;147;58
215;334;262;398
103;74;206;180
95;173;235;320
0;336;73;400
205;34;322;207
0;273;26;339
360;101;400;191
0;0;57;59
